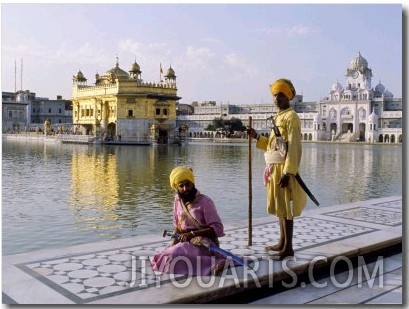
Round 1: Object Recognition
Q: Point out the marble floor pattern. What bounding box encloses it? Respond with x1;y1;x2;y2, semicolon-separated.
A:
3;196;402;304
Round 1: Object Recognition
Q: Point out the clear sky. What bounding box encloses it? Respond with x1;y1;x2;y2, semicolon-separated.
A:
1;2;404;104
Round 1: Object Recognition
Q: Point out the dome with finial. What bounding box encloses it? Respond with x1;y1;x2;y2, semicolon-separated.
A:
348;51;369;72
368;109;378;123
374;81;385;93
103;57;129;79
76;70;84;79
383;89;393;98
165;66;176;78
331;81;343;92
73;69;87;82
129;59;141;74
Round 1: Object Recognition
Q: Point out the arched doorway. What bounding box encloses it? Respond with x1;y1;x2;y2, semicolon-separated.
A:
157;129;168;144
330;123;337;134
13;122;20;132
342;123;353;133
79;124;93;136
106;122;116;140
391;135;396;143
358;123;366;141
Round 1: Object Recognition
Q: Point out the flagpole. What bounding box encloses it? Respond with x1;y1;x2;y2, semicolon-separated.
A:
160;62;163;82
248;116;253;246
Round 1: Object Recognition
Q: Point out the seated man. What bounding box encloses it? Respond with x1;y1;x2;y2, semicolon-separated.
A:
151;166;226;276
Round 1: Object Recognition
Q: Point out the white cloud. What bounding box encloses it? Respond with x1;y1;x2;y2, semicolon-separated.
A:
286;24;318;36
180;46;217;73
223;53;259;81
118;39;144;56
250;24;318;36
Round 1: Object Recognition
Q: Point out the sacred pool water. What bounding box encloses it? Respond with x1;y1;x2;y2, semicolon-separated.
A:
2;139;402;255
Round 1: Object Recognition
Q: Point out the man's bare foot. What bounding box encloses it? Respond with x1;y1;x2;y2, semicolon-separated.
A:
211;262;226;276
269;249;294;260
264;243;284;252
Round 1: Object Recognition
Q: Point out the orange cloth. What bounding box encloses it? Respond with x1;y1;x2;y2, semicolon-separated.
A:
270;78;296;100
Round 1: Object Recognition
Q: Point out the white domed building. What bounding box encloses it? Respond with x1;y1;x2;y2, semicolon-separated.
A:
306;52;402;143
177;52;401;144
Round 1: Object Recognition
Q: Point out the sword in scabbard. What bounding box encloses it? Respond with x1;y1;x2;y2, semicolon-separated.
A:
294;173;320;206
267;115;320;207
162;230;252;269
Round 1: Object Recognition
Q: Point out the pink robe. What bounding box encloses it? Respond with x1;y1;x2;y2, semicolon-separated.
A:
151;191;226;276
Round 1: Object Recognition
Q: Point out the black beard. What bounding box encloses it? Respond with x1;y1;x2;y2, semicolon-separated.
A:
178;186;198;204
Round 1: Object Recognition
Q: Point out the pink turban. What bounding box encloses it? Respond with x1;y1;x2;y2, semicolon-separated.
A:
270;78;296;101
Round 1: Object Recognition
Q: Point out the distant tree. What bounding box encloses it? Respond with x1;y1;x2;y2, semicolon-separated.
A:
205;117;224;131
228;117;246;133
205;117;246;136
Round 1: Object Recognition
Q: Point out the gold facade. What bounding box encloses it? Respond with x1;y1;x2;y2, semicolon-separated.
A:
71;58;180;144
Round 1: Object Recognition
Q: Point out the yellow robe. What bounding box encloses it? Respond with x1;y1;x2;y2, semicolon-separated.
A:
256;108;307;219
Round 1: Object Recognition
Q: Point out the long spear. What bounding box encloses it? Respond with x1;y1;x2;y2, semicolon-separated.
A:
248;116;253;246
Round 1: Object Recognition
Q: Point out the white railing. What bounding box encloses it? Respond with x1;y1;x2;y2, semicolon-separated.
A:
55;134;95;143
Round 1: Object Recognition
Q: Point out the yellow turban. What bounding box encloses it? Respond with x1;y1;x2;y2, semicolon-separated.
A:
169;166;195;190
270;78;296;101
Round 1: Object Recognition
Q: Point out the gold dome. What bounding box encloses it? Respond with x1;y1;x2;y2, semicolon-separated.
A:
129;60;142;74
73;69;87;82
165;66;176;78
103;58;129;79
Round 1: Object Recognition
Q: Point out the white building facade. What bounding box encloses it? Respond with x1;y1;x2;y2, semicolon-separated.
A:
2;90;72;133
177;52;402;143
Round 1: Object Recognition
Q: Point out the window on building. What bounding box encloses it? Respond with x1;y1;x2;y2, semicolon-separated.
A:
49;108;52;113
59;108;62;114
128;110;133;117
156;108;161;115
163;108;168;115
110;106;116;117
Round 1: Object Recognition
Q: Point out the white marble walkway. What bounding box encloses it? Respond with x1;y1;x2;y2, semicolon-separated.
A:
2;195;402;304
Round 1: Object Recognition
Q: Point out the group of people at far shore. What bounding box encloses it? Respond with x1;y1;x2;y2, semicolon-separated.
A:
151;78;308;276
